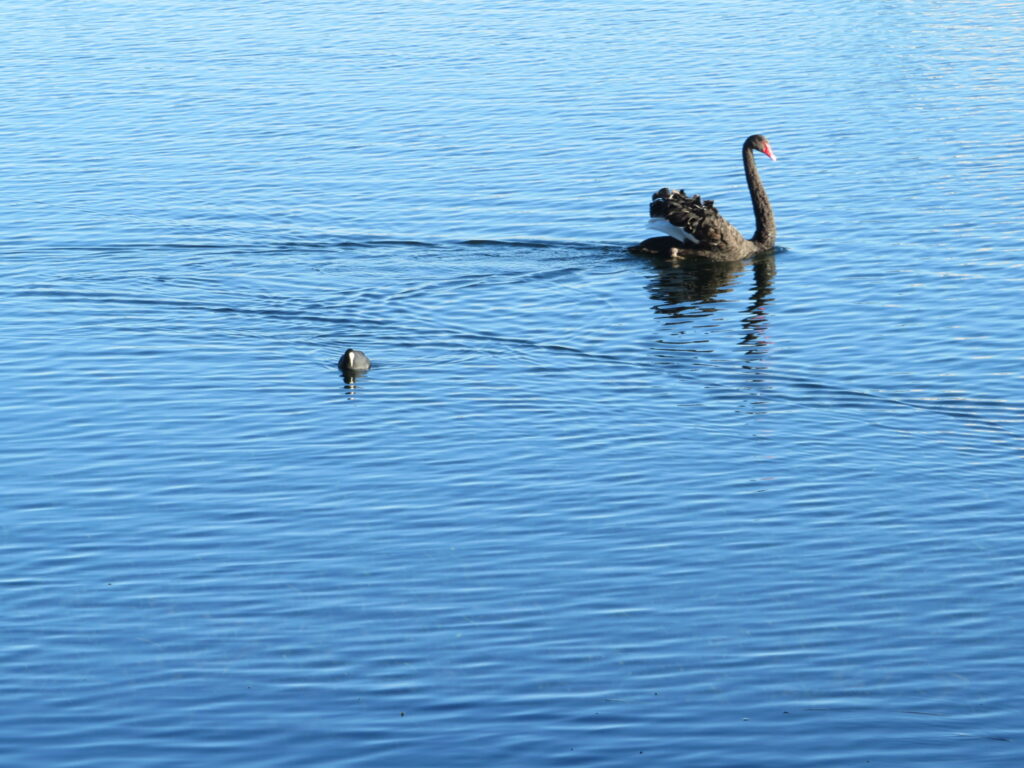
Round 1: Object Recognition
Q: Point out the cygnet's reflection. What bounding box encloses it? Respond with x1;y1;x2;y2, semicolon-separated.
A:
644;252;776;357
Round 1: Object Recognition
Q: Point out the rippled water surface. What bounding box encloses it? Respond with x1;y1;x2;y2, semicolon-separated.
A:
3;1;1024;765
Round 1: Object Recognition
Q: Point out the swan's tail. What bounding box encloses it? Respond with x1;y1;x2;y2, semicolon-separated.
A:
646;217;699;245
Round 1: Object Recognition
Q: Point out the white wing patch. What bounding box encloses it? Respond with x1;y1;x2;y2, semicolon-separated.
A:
646;217;699;245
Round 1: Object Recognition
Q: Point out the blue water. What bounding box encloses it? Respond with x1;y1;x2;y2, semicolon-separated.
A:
3;1;1024;765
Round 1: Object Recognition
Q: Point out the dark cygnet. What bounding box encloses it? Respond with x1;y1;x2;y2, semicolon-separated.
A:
339;348;371;374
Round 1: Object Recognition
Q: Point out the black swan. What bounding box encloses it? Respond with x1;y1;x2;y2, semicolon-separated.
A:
339;349;371;374
630;134;777;261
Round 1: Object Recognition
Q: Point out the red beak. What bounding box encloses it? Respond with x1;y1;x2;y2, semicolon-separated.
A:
762;141;777;162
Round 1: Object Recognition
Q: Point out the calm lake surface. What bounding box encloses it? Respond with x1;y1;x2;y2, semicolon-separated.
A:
3;1;1024;765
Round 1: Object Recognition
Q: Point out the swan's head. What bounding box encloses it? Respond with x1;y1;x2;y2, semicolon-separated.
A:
747;134;777;162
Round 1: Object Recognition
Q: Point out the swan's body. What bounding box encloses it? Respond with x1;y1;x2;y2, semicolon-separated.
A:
631;134;777;261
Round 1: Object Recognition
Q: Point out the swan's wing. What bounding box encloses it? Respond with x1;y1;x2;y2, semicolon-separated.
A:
649;188;745;249
646;217;698;244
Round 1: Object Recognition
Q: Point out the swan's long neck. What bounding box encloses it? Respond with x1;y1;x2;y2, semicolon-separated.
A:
743;144;775;247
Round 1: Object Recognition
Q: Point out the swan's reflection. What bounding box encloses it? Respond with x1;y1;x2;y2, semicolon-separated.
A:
644;252;776;359
741;256;775;355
